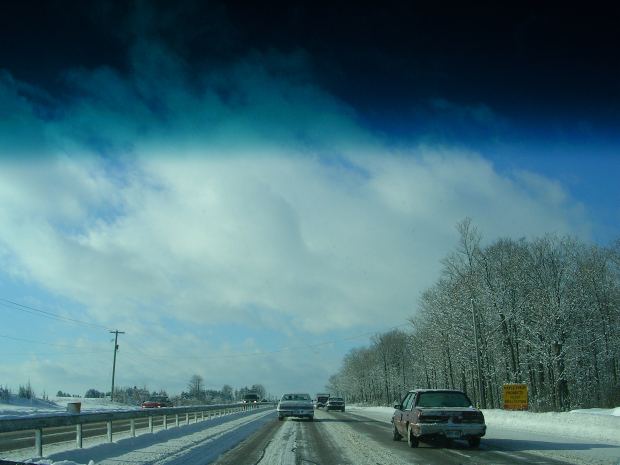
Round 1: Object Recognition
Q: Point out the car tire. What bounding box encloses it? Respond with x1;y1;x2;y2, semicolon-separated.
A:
392;423;402;441
407;424;419;448
468;437;481;448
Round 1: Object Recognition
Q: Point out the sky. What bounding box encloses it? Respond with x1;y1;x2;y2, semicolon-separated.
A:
0;1;618;399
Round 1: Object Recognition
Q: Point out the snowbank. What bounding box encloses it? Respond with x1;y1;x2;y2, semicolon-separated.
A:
483;408;620;445
570;407;620;417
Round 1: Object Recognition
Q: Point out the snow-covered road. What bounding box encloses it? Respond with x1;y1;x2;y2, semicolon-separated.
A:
216;408;619;465
3;405;618;465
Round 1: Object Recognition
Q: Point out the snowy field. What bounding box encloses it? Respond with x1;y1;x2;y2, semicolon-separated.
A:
1;401;619;465
0;396;139;420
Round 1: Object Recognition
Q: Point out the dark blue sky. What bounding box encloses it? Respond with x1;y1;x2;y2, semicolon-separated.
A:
1;0;618;242
2;2;618;124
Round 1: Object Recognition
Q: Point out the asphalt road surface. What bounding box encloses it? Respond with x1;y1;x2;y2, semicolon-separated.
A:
214;409;577;465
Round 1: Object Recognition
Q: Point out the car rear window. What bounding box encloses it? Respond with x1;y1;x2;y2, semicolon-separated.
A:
417;392;472;408
282;394;310;401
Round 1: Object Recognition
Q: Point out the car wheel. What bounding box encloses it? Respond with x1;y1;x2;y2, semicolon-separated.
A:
407;424;419;448
468;437;481;448
392;423;402;441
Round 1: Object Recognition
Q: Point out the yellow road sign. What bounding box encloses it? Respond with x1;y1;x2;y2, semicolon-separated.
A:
503;383;528;410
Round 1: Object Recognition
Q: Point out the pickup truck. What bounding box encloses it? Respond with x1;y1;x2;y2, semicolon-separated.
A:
391;389;486;448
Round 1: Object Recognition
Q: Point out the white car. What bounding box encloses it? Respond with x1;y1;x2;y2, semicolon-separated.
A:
277;393;314;421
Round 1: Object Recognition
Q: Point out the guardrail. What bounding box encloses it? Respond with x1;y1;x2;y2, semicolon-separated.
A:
0;402;267;458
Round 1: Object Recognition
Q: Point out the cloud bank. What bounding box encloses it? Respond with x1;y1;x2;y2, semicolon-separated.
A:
0;41;590;394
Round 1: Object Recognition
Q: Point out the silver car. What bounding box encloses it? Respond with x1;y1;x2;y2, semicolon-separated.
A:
277;393;314;421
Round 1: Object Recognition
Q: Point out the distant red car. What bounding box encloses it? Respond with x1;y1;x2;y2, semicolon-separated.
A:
142;397;173;408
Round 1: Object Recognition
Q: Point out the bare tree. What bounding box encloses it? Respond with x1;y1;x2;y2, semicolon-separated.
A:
187;375;205;400
328;220;620;411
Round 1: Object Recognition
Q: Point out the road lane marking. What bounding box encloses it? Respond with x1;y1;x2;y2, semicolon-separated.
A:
445;448;471;458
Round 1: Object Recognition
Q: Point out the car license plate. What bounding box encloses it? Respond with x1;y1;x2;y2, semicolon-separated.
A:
446;431;461;439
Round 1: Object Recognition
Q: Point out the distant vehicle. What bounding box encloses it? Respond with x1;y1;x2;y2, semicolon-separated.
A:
315;393;330;408
142;396;173;408
277;393;314;421
392;389;486;448
243;393;260;403
325;397;345;412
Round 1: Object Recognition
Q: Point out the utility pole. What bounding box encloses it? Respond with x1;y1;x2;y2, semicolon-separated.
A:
110;330;125;402
470;298;484;408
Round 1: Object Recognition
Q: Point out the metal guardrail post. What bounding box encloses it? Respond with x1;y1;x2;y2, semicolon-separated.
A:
149;416;153;432
185;413;189;425
175;414;179;427
106;421;112;442
76;423;83;448
201;411;204;421
163;415;168;429
35;428;43;457
130;419;135;437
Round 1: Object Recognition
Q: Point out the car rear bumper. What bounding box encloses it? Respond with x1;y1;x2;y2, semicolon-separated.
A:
412;423;486;439
277;409;314;418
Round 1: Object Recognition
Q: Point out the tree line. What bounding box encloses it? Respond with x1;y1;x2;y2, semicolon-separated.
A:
1;376;267;407
327;219;620;411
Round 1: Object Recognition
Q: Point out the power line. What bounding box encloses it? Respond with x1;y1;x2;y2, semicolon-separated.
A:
2;349;109;356
0;298;109;330
0;333;108;349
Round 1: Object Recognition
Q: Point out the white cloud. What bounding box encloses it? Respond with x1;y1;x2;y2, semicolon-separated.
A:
0;153;588;333
0;45;593;395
